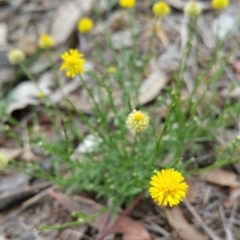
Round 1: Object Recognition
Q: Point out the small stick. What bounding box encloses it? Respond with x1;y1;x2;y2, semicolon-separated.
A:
219;205;234;240
184;199;222;240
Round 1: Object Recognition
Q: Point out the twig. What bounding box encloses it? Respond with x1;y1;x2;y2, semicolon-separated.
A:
219;205;234;240
143;222;170;237
184;199;222;240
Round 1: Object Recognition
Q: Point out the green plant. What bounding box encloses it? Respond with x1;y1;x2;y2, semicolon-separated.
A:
3;0;240;230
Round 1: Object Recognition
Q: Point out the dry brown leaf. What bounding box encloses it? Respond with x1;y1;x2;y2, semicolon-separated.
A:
155;25;169;49
110;216;151;240
220;86;240;99
224;187;240;207
46;189;82;213
7;71;54;114
198;16;215;49
59;227;86;240
0;148;22;159
233;161;240;174
138;70;168;105
7;82;40;114
158;45;181;72
199;169;240;188
0;23;7;45
186;178;199;203
15;37;37;55
232;60;240;74
0;68;15;84
0;181;50;211
164;206;206;240
0;173;29;194
47;190;151;240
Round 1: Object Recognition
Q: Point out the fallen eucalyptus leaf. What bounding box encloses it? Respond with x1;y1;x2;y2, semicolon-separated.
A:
138;70;168;105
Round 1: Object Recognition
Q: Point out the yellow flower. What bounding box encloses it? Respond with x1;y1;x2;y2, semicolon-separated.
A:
0;151;9;171
38;92;45;99
7;49;25;65
149;169;188;207
119;0;136;8
108;66;116;73
212;0;229;9
126;110;150;132
78;18;94;33
38;34;54;49
152;1;170;17
184;1;202;16
60;49;85;78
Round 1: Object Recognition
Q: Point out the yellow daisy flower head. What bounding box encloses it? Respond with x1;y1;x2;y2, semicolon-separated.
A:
60;49;85;78
126;109;150;133
184;1;202;16
78;18;94;33
212;0;229;9
38;92;45;99
38;34;54;49
119;0;136;8
7;48;25;65
0;151;9;171
152;1;170;18
108;66;116;74
149;168;188;207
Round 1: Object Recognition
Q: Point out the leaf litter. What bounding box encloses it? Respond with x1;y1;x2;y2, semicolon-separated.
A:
2;0;240;239
46;189;151;240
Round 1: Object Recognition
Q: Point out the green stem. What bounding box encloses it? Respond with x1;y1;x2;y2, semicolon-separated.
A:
38;221;81;231
193;16;200;74
178;19;192;84
19;62;38;84
46;50;65;98
189;156;240;174
78;74;105;121
147;103;174;172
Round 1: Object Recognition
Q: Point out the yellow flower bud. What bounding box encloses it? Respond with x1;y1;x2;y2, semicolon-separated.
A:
0;151;9;171
78;18;94;33
108;66;116;74
38;34;54;49
8;49;25;65
126;110;150;133
152;1;170;18
184;1;202;16
212;0;229;10
119;0;136;8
